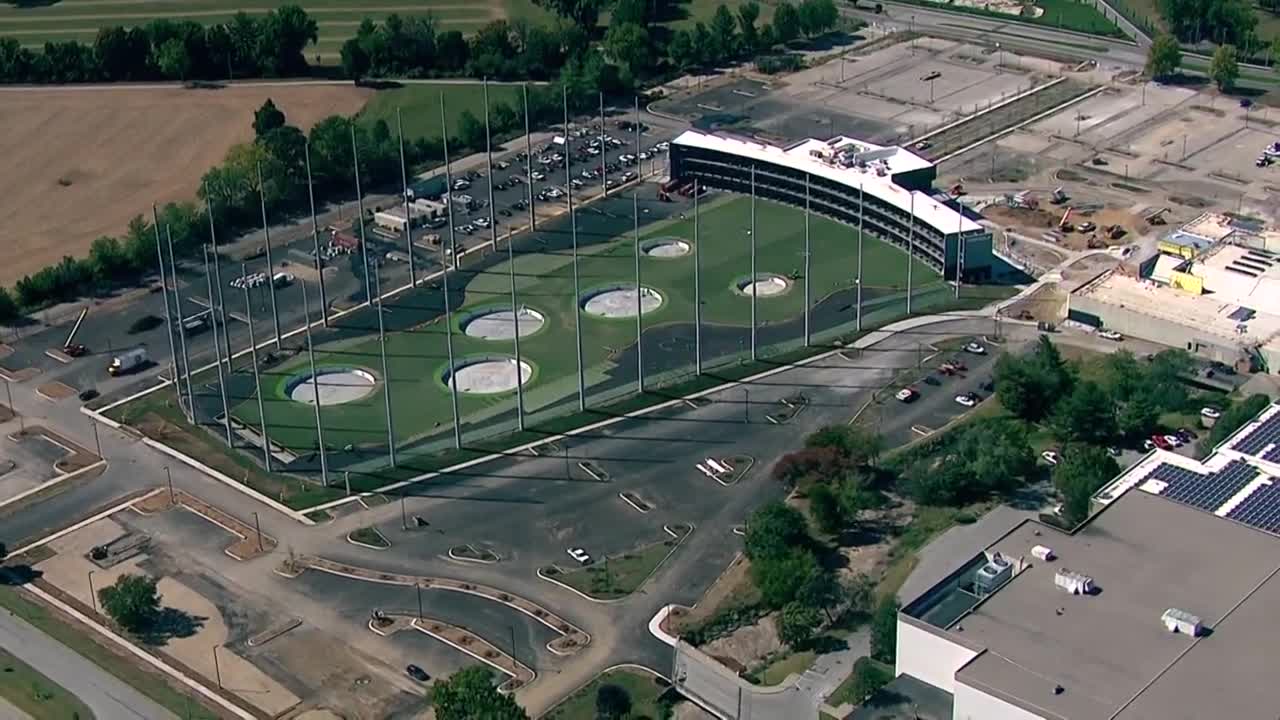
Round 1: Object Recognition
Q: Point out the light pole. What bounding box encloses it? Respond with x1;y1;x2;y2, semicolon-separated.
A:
87;570;97;612
164;465;175;504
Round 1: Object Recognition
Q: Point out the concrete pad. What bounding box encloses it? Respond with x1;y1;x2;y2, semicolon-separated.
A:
37;517;144;608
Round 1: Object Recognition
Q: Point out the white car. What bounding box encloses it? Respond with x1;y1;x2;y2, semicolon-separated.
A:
1201;407;1222;420
474;216;491;228
964;341;986;355
1098;330;1124;341
1163;434;1183;448
566;547;592;565
954;393;979;408
1041;450;1061;466
895;387;919;403
531;171;546;181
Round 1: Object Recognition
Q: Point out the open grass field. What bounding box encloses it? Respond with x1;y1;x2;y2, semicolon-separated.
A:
357;82;524;143
0;83;369;287
0;0;548;58
898;0;1122;37
233;194;937;452
0;645;96;720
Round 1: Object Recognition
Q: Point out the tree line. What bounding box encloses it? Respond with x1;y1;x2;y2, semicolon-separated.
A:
0;6;317;83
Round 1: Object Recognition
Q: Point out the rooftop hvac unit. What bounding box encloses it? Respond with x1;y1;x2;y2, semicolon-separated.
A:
1031;545;1055;562
1054;569;1094;595
1161;608;1203;636
974;552;1013;596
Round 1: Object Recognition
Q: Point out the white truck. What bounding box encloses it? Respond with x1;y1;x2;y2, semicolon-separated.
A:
108;348;148;376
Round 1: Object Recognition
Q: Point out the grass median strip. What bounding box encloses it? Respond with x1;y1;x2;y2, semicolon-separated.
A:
544;668;673;720
0;586;220;720
0;645;95;720
546;526;690;600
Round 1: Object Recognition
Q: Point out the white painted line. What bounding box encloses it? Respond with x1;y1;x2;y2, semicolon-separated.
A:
618;492;650;514
0;459;106;512
7;488;163;559
20;583;257;720
577;461;604;482
695;463;716;479
706;458;729;474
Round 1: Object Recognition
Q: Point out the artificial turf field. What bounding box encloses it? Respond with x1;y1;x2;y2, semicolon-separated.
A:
234;193;939;453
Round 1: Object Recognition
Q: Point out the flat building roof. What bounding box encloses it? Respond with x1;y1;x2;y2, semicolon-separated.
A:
949;489;1280;720
672;130;982;236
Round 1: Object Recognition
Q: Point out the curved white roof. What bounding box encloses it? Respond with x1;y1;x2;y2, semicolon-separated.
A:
672;130;982;235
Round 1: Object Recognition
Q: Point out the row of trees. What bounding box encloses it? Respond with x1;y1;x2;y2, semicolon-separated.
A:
0;6;316;84
667;0;839;73
1147;32;1251;91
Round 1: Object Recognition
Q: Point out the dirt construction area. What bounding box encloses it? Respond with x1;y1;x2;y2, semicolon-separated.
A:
0;83;371;286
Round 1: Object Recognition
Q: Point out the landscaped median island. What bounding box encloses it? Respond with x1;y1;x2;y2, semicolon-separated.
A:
542;668;679;720
347;526;390;549
542;524;693;600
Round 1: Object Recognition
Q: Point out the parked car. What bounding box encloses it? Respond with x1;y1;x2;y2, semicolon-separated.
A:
954;393;980;408
1041;450;1061;466
1142;439;1156;451
566;547;592;565
963;341;986;355
1163;434;1183;448
1152;435;1172;450
1098;329;1124;341
405;665;430;682
895;387;919;403
1200;407;1222;420
78;388;100;402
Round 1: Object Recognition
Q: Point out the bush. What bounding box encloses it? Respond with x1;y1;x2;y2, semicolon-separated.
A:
756;54;803;74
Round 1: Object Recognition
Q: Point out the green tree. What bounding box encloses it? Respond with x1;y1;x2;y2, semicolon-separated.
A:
995;335;1074;422
959;417;1036;495
1051;381;1118;445
737;1;761;53
0;288;17;323
98;574;161;633
1053;444;1121;526
806;425;881;468
155;37;191;80
709;4;739;61
88;236;130;286
778;601;822;648
1117;393;1160;441
774;1;801;43
869;597;899;664
532;0;601;29
843;573;875;616
744;501;809;559
1271;36;1280;68
595;683;632;720
752;546;819;608
433;666;529;720
253;98;286;137
668;29;698;70
0;541;7;559
1210;43;1239;91
603;22;650;76
808;484;844;534
456;110;487;151
798;0;838;37
1146;33;1182;79
797;567;841;621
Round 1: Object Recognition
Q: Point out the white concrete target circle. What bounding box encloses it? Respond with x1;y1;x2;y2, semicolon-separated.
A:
288;368;378;406
462;307;546;340
642;237;691;258
443;357;533;394
581;286;664;318
736;273;792;298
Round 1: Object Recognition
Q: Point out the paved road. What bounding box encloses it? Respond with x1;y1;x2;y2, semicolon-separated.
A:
0;608;175;720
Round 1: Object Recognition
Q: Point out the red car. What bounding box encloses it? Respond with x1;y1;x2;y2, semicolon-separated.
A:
1151;434;1172;450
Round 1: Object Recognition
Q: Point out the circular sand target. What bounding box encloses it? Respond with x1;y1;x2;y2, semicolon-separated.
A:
443;356;533;395
462;307;546;340
581;286;663;318
735;273;793;298
642;237;691;258
287;368;377;406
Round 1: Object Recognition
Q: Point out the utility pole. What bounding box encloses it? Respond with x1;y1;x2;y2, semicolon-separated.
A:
305;141;330;328
803;174;811;347
300;282;329;486
374;263;396;467
906;193;915;316
205;195;233;372
203;245;233;447
397;107;417;288
255;161;282;349
634;192;644;393
694;179;702;374
440;94;464;450
523;84;536;231
351;125;374;306
565;86;585;411
165;465;175;504
242;263;271;472
165;228;195;423
857;183;865;332
151;206;181;414
599;92;607;198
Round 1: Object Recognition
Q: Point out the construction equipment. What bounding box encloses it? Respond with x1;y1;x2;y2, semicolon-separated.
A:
1105;224;1126;240
1145;207;1169;226
63;343;88;357
950;182;966;197
1049;187;1069;205
1058;207;1074;233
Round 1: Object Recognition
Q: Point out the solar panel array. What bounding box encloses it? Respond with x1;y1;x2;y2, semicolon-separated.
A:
1148;460;1259;512
1230;408;1280;457
1227;482;1280;534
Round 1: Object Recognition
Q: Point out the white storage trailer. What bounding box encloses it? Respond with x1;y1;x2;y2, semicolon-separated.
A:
108;348;148;376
